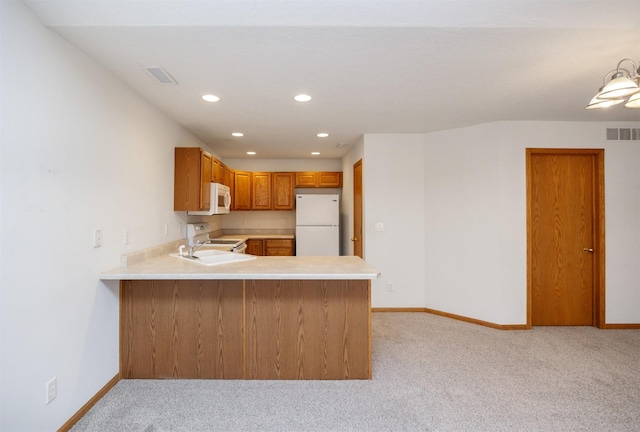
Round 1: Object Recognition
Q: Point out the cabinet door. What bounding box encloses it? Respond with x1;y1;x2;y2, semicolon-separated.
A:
272;172;294;210
317;172;342;188
200;152;212;210
234;171;252;210
294;172;343;188
252;172;272;210
265;239;294;256
222;165;232;187
174;147;204;211
211;158;222;183
246;239;264;256
294;172;317;187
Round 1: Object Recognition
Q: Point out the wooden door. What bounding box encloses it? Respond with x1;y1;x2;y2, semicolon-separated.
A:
352;160;363;258
527;149;604;326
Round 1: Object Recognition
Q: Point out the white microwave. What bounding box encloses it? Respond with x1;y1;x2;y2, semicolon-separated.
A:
188;183;231;215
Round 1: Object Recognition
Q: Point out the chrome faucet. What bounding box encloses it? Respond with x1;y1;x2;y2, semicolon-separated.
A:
188;240;212;258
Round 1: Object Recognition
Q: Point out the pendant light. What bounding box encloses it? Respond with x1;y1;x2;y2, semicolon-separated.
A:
586;58;640;109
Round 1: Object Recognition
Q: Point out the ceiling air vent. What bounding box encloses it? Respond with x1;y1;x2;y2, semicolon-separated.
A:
606;128;640;141
144;66;178;85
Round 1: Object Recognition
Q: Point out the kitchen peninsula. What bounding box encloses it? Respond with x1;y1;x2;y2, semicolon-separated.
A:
101;254;379;380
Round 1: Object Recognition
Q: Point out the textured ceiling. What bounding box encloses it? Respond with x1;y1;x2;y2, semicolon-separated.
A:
23;0;640;159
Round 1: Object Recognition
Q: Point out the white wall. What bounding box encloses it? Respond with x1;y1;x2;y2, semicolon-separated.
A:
363;121;640;324
363;135;426;308
0;2;203;430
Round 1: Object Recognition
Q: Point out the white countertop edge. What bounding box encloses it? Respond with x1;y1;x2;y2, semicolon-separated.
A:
100;255;381;281
100;273;379;281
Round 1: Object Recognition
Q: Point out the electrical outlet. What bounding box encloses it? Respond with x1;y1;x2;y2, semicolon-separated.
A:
375;222;384;232
164;224;169;236
123;229;130;245
93;229;102;248
242;218;247;225
46;377;57;404
387;282;394;292
178;223;183;234
281;219;286;226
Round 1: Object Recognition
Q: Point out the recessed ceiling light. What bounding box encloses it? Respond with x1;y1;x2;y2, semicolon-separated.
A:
247;151;256;155
311;152;320;155
232;132;244;137
317;133;329;138
294;94;312;102
202;94;220;102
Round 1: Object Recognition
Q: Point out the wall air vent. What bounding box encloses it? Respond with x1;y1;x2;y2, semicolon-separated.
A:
144;66;178;85
606;128;640;141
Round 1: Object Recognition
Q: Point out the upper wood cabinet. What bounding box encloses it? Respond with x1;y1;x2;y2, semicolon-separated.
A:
234;171;252;210
222;165;232;187
294;172;317;188
211;158;222;184
294;172;342;188
252;172;272;210
176;149;343;213
272;172;294;210
174;147;212;211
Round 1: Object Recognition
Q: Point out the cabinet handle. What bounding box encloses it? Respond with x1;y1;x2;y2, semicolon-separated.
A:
351;237;358;242
583;248;594;252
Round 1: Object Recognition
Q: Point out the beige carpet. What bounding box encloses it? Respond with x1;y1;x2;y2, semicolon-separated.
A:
71;313;640;431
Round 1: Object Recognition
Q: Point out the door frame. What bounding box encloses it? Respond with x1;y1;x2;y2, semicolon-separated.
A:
352;159;363;258
526;148;606;328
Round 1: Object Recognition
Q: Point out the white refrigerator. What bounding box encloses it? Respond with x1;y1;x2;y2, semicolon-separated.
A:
295;194;340;256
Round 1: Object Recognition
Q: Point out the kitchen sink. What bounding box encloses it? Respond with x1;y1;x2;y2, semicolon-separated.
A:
170;249;256;266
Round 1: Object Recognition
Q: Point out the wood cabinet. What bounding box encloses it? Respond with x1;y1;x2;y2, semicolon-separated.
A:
246;238;295;256
175;148;342;212
234;171;294;210
174;147;213;211
251;172;272;210
246;239;264;256
222;165;232;187
272;172;294;210
211;158;222;183
294;172;317;188
234;171;252;210
265;239;294;256
294;171;342;188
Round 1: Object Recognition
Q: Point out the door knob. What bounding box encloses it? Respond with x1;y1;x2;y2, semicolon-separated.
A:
583;248;594;252
351;237;358;241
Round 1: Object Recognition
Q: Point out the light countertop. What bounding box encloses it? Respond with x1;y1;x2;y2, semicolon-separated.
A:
101;254;380;281
215;234;294;240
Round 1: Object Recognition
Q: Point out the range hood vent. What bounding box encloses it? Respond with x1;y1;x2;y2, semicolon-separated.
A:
606;128;640;141
144;66;178;85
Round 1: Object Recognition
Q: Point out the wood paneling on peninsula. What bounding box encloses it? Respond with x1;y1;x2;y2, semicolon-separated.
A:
120;280;244;379
246;279;370;379
120;279;371;380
